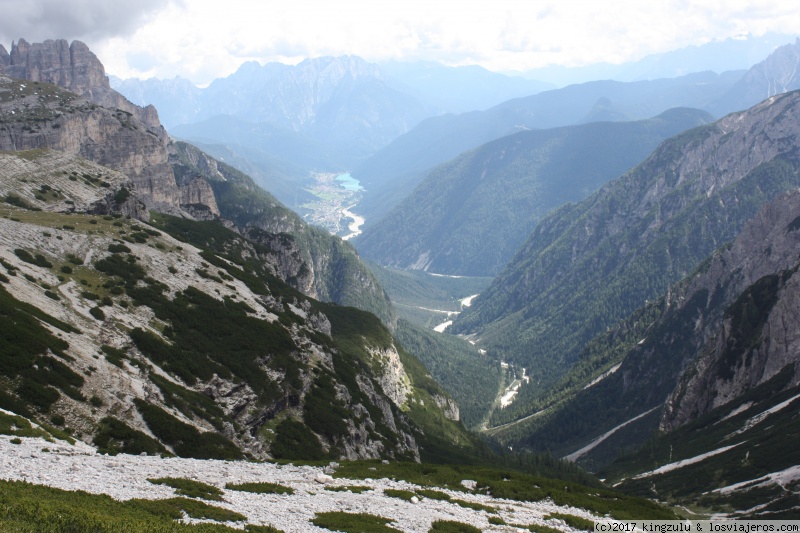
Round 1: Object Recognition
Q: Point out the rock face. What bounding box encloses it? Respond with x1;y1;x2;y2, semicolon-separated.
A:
433;394;461;422
370;346;412;408
0;41;221;218
708;38;800;116
2;39;162;131
0;74;184;214
660;190;800;430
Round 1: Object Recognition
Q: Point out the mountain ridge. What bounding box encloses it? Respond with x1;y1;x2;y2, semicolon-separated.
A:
454;89;800;425
354;107;714;276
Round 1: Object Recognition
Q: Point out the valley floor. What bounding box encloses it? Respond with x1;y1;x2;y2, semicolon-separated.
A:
300;172;365;239
0;434;599;532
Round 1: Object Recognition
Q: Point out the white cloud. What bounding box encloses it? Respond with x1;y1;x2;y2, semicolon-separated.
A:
3;0;800;84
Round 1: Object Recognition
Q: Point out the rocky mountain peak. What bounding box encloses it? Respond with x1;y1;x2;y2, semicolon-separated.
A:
4;38;162;131
744;38;800;98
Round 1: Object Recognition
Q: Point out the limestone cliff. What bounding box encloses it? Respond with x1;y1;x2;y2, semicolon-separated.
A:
0;74;215;216
2;39;162;132
0;75;159;207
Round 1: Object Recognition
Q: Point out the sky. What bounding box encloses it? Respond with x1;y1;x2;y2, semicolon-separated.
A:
1;0;799;85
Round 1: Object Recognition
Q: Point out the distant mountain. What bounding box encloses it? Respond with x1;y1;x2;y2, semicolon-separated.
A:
169;114;338;199
522;32;798;86
707;38;800;115
453;90;800;422
379;60;554;113
109;74;202;127
354;108;714;276
112;56;432;167
353;70;742;224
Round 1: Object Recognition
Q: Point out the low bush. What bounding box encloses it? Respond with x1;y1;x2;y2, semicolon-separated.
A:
148;478;224;501
225;482;294;495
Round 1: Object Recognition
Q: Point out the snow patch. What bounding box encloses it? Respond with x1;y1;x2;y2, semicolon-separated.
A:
583;364;621;390
564;407;659;462
434;320;453;333
714;464;800;495
727;391;800;438
633;443;744;478
459;294;479;307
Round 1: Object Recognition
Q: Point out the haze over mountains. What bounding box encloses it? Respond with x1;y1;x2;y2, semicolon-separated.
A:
6;30;800;524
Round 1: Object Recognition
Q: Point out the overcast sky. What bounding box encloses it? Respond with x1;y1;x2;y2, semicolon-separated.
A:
1;0;799;85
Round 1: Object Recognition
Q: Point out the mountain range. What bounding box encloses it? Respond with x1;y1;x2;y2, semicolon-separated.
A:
454;88;800;401
354;107;714;276
351;39;800;227
521;32;798;86
4;33;800;522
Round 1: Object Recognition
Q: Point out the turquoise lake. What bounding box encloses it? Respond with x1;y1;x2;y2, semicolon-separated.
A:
335;173;363;191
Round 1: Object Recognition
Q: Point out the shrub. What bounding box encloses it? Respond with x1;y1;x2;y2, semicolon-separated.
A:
134;400;243;460
384;489;417;501
93;417;167;456
148;477;223;501
107;243;131;254
114;187;131;204
429;521;482;533
14;249;52;268
312;512;398;532
89;306;105;321
225;482;294;495
271;419;324;460
545;513;596;532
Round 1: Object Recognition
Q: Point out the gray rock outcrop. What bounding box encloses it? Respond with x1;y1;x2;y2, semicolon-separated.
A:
3;38;162;131
661;190;800;430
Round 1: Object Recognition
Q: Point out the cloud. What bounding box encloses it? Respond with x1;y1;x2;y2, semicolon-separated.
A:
3;0;800;85
0;0;168;44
